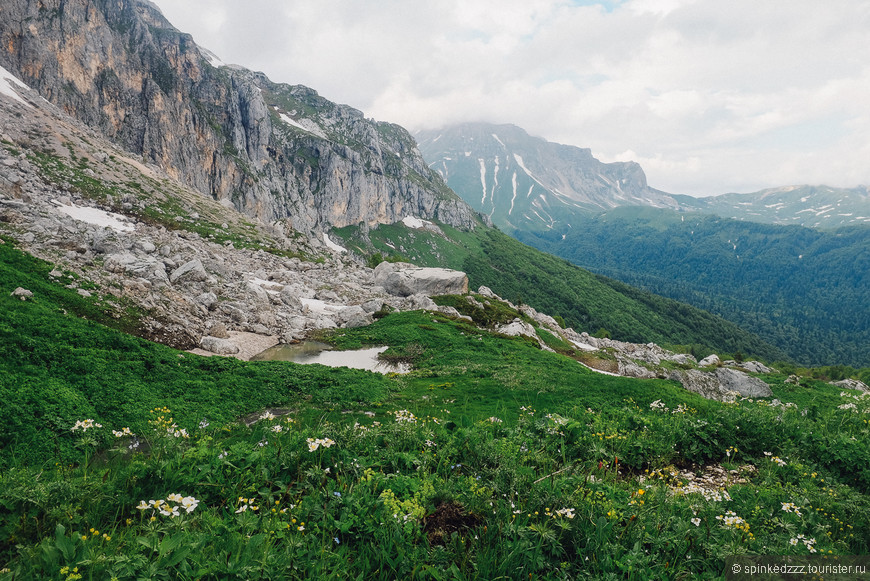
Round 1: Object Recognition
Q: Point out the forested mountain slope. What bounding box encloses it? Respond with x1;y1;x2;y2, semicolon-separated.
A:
517;207;870;367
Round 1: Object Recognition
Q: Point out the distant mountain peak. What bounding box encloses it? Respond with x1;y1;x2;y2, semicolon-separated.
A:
417;122;676;232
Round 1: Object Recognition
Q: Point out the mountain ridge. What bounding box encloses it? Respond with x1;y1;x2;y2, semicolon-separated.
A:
0;0;478;233
419;122;870;231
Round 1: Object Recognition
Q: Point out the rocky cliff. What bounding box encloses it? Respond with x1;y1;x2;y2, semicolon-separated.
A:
0;0;477;233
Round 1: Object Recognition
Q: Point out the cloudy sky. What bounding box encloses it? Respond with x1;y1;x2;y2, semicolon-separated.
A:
149;0;870;196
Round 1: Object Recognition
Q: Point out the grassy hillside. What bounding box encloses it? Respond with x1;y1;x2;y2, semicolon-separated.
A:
514;207;870;367
2;237;870;579
335;223;787;362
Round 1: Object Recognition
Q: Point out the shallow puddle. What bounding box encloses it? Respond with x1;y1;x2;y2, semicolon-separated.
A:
251;341;409;374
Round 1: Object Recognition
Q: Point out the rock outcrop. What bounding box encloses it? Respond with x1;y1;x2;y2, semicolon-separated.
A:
668;368;774;401
374;262;469;297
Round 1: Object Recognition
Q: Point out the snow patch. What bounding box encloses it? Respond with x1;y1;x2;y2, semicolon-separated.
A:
478;158;487;204
199;47;226;68
300;298;348;315
491;133;506;148
322;233;347;254
278;113;327;139
401;216;433;229
54;202;134;232
509;172;518;215
0;64;32;107
513;154;548;191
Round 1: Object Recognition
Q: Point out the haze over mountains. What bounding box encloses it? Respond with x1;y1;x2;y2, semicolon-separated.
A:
418;122;870;232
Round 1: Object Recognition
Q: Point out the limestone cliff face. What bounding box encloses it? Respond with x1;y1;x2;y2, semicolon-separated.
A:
0;0;477;232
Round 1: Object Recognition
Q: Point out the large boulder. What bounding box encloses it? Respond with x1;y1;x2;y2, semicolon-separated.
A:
169;259;208;284
373;262;468;297
832;378;869;392
715;368;774;398
669;368;773;401
200;336;240;355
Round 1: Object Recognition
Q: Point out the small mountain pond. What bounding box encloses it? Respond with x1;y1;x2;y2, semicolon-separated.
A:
251;341;410;374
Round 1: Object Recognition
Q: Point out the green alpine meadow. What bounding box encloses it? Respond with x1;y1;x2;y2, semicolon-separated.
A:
1;1;869;579
2;238;869;579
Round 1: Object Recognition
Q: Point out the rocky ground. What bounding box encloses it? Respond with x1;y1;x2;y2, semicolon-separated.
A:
4;86;865;399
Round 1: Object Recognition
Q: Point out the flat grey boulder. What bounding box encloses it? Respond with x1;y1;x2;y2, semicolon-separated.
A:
716;368;773;398
200;336;239;355
373;261;468;297
832;378;869;392
169;259;208;284
669;368;773;401
738;361;776;374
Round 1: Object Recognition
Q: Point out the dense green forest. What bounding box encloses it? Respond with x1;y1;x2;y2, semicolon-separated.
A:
514;207;870;367
337;223;787;362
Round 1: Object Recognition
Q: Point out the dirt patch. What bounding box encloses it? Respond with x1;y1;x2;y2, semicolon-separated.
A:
423;501;481;546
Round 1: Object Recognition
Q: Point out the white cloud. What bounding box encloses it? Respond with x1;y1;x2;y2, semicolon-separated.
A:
150;0;870;195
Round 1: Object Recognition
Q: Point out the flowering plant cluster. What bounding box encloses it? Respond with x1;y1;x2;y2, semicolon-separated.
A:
71;419;102;432
136;494;200;518
307;437;335;452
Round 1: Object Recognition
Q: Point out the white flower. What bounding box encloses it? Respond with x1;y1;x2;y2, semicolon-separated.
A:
487;417;503;424
554;508;575;519
307;437;335;451
181;496;199;513
271;425;284;433
691;517;701;527
71;419;103;432
259;411;276;421
112;427;134;437
136;500;150;510
167;493;184;503
781;502;802;515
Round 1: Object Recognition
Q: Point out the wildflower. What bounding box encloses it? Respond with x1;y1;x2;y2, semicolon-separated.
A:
487;416;503;423
167;493;184;503
691;517;701;527
181;496;199;513
271;425;284;433
136;501;150;510
199;419;210;429
393;410;417;423
781;502;802;516
260;411;276;421
297;525;305;531
554;508;575;519
307;437;336;451
159;505;180;517
112;427;134;437
334;537;340;544
650;400;668;411
333;491;342;498
218;450;228;459
71;419;103;432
